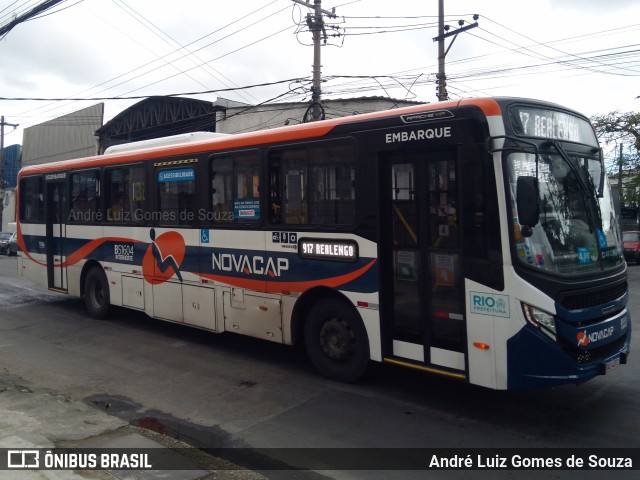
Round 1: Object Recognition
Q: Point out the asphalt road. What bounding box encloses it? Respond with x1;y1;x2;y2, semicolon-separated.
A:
0;255;638;479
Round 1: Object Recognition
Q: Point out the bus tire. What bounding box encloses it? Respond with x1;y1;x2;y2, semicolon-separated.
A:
304;298;370;383
84;267;110;319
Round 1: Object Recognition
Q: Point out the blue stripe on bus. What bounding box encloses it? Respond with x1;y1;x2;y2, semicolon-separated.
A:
20;234;379;293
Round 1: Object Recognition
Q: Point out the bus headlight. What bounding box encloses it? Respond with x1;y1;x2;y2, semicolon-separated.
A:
522;303;556;339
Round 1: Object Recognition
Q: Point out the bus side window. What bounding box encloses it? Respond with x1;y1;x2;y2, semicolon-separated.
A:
269;157;282;224
157;165;196;226
269;149;307;224
106;166;145;222
234;154;261;223
210;153;260;224
106;168;126;222
211;157;233;223
461;151;504;291
283;152;307;224
19;176;45;222
308;144;356;225
70;170;99;223
269;142;356;226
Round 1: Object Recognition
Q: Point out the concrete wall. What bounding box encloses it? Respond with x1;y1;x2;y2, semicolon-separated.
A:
21;103;104;166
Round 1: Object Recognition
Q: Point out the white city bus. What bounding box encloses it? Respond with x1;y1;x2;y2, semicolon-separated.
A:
16;97;631;389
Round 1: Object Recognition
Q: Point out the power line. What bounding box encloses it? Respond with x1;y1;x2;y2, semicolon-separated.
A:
9;1;295;130
0;0;67;38
0;77;310;101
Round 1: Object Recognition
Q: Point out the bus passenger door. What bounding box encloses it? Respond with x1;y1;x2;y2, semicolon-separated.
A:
382;151;466;377
45;180;68;292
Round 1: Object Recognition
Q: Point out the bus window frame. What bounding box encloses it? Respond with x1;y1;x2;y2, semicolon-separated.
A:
19;174;46;224
153;158;198;227
266;137;358;230
68;168;100;225
103;162;148;225
208;149;263;227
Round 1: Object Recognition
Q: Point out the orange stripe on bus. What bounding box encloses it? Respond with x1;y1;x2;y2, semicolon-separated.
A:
17;235;142;268
198;258;377;294
17;99;503;179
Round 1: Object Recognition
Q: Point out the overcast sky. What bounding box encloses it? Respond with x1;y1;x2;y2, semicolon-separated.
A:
1;0;639;145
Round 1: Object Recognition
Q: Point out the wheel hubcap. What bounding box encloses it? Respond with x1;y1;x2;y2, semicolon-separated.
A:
92;282;103;306
319;317;355;362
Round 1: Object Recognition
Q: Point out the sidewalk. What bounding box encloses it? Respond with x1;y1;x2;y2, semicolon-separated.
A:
0;370;264;479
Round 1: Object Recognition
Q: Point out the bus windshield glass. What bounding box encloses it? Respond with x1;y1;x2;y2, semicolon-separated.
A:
507;149;623;275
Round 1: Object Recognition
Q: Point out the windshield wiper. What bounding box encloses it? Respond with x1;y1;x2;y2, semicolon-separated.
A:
542;140;596;233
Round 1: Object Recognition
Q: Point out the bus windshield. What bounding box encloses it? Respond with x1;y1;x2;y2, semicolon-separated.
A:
507;149;623;275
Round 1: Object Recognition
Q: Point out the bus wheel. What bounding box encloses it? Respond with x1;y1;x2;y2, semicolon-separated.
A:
304;299;370;383
84;268;110;319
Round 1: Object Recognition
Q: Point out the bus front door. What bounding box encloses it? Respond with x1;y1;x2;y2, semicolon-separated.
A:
383;151;467;378
45;180;67;292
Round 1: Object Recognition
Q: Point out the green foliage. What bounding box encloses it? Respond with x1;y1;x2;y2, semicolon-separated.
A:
591;110;640;206
591;110;640;161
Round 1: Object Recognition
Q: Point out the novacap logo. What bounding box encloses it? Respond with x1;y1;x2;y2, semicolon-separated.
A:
577;326;616;347
142;229;186;285
577;330;590;347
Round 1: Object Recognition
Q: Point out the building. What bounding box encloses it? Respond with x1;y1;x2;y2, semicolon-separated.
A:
609;170;639;230
95;97;246;154
1;143;21;188
216;97;422;134
94;96;423;150
21;104;104;166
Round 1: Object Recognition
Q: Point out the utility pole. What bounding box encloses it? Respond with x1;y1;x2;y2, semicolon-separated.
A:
618;143;624;207
0;116;19;227
0;0;64;37
433;1;479;101
436;0;447;101
291;0;336;121
310;0;324;121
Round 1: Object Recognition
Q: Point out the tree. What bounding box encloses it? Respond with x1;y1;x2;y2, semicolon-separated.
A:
591;111;640;165
591;111;640;206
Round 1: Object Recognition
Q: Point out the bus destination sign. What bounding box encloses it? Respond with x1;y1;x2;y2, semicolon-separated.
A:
299;238;358;262
512;107;598;146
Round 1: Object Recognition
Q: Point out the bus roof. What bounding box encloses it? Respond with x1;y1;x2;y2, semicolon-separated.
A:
19;97;506;177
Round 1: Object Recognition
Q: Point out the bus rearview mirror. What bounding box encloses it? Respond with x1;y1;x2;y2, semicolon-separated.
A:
516;176;540;234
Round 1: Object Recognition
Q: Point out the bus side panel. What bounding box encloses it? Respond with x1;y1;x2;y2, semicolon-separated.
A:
17;223;48;287
465;280;499;389
356;306;382;362
65;225;105;297
281;294;296;345
67;263;82;298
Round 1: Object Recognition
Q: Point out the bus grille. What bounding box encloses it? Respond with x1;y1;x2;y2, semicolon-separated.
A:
557;282;627;310
560;335;627;364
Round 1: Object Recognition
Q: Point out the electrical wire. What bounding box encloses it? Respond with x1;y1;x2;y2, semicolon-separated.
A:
0;77;310;101
7;1;295;130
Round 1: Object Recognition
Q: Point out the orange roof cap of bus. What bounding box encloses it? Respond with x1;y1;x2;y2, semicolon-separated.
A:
458;97;502;116
17;97;503;178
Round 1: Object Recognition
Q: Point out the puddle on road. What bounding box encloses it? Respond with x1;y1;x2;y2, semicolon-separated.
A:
132;412;231;449
84;393;306;473
85;394;233;450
